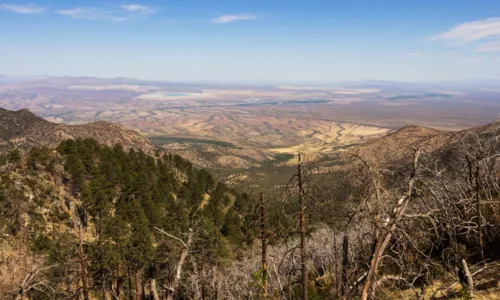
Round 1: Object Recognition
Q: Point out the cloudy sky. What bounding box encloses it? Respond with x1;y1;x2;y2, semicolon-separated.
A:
1;0;500;82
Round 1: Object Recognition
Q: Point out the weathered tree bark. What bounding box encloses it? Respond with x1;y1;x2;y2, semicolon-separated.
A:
15;271;34;300
102;271;106;300
201;284;207;300
211;266;217;296
155;228;194;300
341;235;349;298
332;229;340;298
115;268;122;300
135;272;142;300
360;148;421;300
461;259;475;298
214;281;219;300
260;192;269;296
474;165;484;262
78;223;90;300
14;264;58;300
151;279;160;300
298;151;308;300
128;269;133;300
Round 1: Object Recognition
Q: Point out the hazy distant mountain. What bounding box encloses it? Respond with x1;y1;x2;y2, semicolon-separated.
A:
0;75;50;83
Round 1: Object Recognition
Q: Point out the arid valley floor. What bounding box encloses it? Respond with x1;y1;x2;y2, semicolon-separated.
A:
2;76;500;183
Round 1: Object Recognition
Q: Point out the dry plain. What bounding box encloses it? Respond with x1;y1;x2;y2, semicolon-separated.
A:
2;76;500;175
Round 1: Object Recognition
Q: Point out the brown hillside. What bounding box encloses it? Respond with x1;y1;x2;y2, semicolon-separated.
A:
349;120;500;166
0;108;155;154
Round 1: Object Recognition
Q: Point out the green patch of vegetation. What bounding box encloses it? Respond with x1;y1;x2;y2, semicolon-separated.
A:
265;153;295;166
237;99;329;107
386;93;453;101
287;99;329;104
0;148;21;165
0;138;259;299
149;136;237;148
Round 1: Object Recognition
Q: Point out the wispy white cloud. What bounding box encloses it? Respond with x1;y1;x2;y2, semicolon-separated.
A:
56;4;153;22
430;18;500;44
475;41;500;52
1;4;44;14
431;18;500;59
56;8;107;20
407;52;423;57
122;4;153;14
212;14;257;23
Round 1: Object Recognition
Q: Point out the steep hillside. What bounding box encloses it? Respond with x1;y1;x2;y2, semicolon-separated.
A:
0;139;257;299
349;120;500;166
0;108;155;154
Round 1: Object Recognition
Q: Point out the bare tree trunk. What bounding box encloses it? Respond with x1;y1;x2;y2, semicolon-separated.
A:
333;229;340;298
15;264;58;300
151;279;160;300
102;271;106;300
78;224;90;300
115;268;122;299
202;284;207;300
475;165;484;262
341;235;349;298
166;229;194;300
15;271;34;300
135;272;142;300
461;259;475;298
51;216;56;239
467;153;485;262
128;269;133;300
211;266;217;296
260;192;269;296
298;151;308;300
360;148;421;300
214;281;219;300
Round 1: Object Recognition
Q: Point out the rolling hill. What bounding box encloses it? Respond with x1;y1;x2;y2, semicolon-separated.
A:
349;119;500;166
0;108;156;154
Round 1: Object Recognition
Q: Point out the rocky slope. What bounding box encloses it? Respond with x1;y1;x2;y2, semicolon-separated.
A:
0;108;156;154
346;120;500;166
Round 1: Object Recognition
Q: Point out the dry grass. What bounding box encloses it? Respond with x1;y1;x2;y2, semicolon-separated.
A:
111;105;390;169
122;107;390;151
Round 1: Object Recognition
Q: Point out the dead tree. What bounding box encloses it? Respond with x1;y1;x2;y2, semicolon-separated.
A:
461;131;500;262
282;151;309;300
77;213;90;300
360;147;422;300
14;264;57;300
341;235;349;299
155;227;194;300
298;151;308;300
150;279;160;300
259;192;269;296
458;259;475;298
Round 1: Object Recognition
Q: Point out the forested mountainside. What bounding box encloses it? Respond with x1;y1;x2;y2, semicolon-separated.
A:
1;119;500;299
0;108;155;154
0;139;257;299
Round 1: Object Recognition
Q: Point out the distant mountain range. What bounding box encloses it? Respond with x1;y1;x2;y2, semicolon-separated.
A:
0;75;50;83
2;75;500;89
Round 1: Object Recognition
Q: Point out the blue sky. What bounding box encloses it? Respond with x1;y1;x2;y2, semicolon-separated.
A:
1;0;500;83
